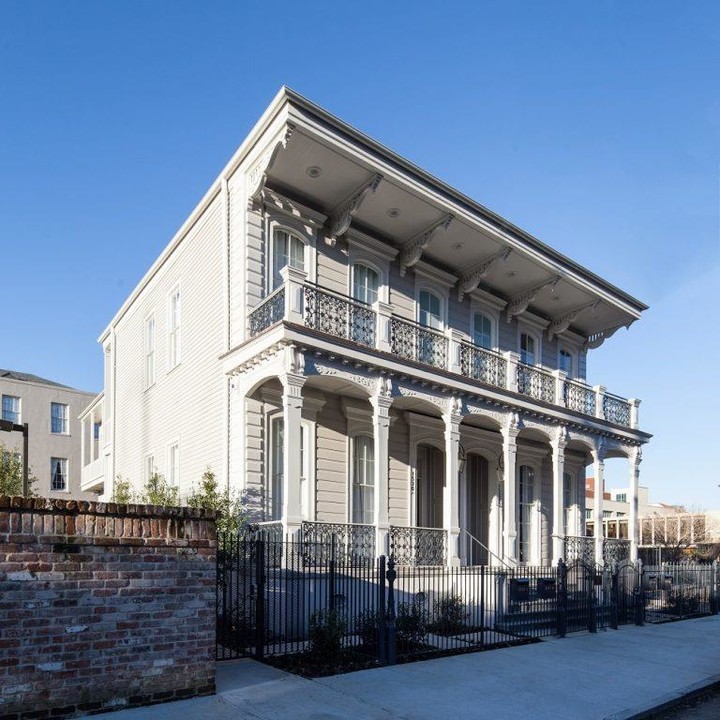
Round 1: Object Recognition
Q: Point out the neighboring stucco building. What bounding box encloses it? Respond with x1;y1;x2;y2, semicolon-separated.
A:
82;88;651;567
0;369;97;499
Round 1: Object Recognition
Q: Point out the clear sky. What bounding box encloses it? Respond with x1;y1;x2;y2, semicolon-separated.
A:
1;2;718;507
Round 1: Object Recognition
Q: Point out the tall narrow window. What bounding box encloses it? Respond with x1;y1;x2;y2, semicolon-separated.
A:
2;395;20;424
144;454;155;482
51;457;68;491
352;435;375;524
169;287;181;369
520;333;535;365
473;313;492;349
50;402;68;434
145;315;155;388
559;348;573;375
518;465;534;562
269;416;284;520
352;264;379;305
418;290;442;329
272;230;305;290
168;443;179;487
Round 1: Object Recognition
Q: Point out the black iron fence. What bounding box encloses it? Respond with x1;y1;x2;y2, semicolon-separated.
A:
216;533;720;671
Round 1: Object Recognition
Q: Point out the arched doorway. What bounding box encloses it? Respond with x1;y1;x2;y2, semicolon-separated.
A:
416;444;444;528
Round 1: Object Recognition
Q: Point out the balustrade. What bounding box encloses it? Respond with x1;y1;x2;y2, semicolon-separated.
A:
300;521;375;563
517;364;556;403
248;287;285;337
390;317;448;368
389;525;447;566
603;393;631;427
304;285;376;347
564;380;596;416
459;341;507;389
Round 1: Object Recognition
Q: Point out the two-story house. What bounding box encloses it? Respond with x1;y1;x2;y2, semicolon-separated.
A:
81;87;650;567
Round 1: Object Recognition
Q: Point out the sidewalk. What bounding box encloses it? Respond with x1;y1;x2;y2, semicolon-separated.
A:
110;616;720;720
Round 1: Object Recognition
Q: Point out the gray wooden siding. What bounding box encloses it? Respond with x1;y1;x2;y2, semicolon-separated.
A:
540;456;553;564
317;241;348;295
388;410;410;524
315;394;348;523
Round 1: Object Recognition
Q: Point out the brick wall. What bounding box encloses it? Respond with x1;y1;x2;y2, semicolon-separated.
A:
0;496;217;719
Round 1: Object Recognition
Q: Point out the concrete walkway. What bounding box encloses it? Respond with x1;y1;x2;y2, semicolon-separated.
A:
109;616;720;720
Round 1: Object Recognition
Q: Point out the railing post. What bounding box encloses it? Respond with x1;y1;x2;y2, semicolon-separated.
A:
593;385;606;420
280;265;306;325
386;556;397;665
254;539;266;660
553;370;567;407
628;398;641;430
447;330;464;375
374;301;393;353
557;558;567;638
504;351;520;392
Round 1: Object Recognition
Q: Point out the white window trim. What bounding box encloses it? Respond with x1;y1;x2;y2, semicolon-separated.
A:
350;434;375;525
50;457;69;493
266;217;316;293
50;402;69;435
144;313;156;390
349;259;384;306
166;439;180;489
144;453;156;483
518;325;542;367
346;231;396;305
167;283;182;372
470;302;500;350
343;398;375;525
2;394;21;424
516;459;541;565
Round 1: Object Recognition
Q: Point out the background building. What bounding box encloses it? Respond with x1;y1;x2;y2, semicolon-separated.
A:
1;369;97;499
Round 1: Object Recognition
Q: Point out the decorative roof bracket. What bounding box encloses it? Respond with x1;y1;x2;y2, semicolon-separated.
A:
325;174;383;246
583;322;630;350
547;300;600;341
399;213;454;276
505;275;561;322
247;123;296;210
457;247;512;301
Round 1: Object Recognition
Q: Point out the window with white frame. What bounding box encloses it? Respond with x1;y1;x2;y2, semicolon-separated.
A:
145;315;155;388
2;395;20;424
351;435;374;524
272;229;305;290
559;347;573;375
267;415;311;521
144;454;155;482
418;290;442;329
473;313;493;349
50;402;69;434
520;332;536;365
518;465;535;562
168;443;179;487
352;264;380;305
168;287;181;369
51;457;68;491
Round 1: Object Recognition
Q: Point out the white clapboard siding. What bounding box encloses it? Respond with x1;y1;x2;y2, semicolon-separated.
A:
314;395;348;523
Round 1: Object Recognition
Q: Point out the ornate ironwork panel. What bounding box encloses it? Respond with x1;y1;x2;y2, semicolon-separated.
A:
603;538;631;564
389;525;447;566
564;380;596;416
603;394;631;426
304;286;376;347
459;342;507;388
389;317;448;369
563;535;596;564
300;521;375;564
248;288;285;337
517;364;555;403
247;520;284;543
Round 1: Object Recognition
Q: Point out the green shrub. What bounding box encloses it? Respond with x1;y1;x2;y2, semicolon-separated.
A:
111;475;133;503
0;442;37;496
187;467;246;534
308;609;346;663
356;609;383;649
433;594;467;633
396;601;428;647
139;471;179;506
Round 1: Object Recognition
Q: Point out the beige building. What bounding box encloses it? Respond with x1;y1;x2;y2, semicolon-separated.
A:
1;369;96;499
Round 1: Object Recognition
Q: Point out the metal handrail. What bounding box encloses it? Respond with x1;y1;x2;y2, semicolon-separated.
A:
461;529;513;570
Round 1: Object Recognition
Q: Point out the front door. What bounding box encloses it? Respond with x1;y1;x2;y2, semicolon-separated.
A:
416;444;444;528
466;454;489;564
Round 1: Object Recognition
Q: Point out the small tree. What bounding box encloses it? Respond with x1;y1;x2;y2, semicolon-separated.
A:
187;467;244;534
111;475;133;504
0;441;36;496
139;471;179;506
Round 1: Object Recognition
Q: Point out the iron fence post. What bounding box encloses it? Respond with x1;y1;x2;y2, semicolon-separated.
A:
712;561;719;616
480;565;486;646
386;555;397;665
557;558;567;638
255;539;266;660
329;535;336;613
588;566;597;633
610;562;618;630
378;555;387;664
634;559;644;626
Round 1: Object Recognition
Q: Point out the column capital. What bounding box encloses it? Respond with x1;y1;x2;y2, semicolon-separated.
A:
551;425;569;454
443;396;463;429
280;372;305;401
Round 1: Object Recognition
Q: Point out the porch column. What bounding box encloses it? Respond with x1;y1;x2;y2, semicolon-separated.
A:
280;373;305;539
502;418;520;565
443;398;462;567
551;430;568;565
371;392;392;556
629;446;642;562
592;444;605;565
488;455;503;567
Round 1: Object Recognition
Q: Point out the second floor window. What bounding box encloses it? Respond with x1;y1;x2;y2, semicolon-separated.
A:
50;403;69;434
352;264;379;305
2;395;20;424
169;288;181;369
51;457;68;491
272;229;305;290
145;315;155;388
559;348;573;375
419;290;442;330
473;313;492;349
520;332;535;365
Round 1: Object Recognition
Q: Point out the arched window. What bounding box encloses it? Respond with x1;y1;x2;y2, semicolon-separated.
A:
559;348;573;375
352;264;380;305
518;465;535;562
473;313;493;349
352;435;374;524
419;290;442;329
520;333;536;365
272;229;305;290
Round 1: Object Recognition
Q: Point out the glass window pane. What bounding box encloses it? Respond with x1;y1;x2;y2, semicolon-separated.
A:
520;333;535;365
473;314;492;349
559;349;572;375
352;435;374;524
353;264;379;304
419;291;442;329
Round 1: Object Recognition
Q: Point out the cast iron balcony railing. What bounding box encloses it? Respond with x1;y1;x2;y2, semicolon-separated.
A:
517;363;555;404
603;538;631;565
249;287;285;337
301;520;375;564
390;317;448;369
304;285;375;347
564;379;596;416
389;525;447;566
563;535;596;565
603;393;631;427
459;341;507;388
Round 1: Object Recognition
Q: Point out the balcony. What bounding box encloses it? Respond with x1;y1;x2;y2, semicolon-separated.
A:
246;273;639;429
81;457;104;493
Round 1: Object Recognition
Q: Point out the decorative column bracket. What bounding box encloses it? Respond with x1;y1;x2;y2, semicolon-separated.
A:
457;247;512;301
547;300;600;341
399;213;454;276
247;124;296;209
505;275;561;322
325;174;383;246
583;322;630;350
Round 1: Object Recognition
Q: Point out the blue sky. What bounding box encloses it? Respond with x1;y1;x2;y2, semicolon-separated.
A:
1;2;718;506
